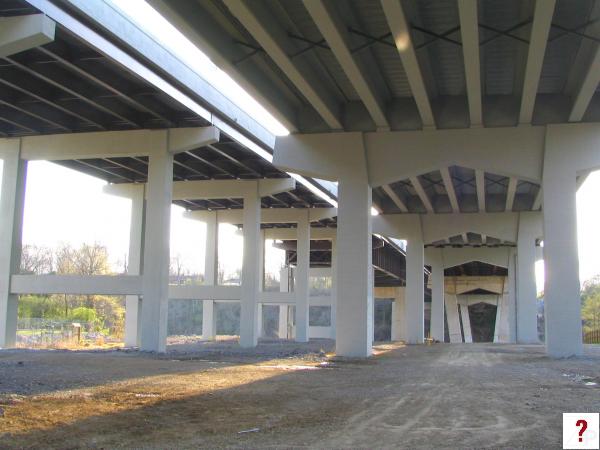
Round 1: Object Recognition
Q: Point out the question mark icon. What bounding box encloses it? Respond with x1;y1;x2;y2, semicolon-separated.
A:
577;419;588;443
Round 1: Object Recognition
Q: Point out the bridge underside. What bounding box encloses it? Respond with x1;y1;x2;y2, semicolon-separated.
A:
1;0;598;358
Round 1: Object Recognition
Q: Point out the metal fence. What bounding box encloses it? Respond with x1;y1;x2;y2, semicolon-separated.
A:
17;318;95;348
584;329;600;344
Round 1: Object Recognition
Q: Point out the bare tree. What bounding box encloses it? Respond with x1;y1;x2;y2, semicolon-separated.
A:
170;254;188;285
74;243;110;277
20;245;54;275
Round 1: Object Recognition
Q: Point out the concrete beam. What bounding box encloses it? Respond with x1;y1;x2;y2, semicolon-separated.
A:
10;275;143;296
436;247;511;270
185;207;336;225
168;126;219;154
105;178;296;201
382;184;408;212
21;127;219;161
222;0;342;130
569;45;600;122
475;169;486;212
518;0;555;124
409;176;434;213
505;177;518;211
304;0;389;130
440;167;459;213
169;285;241;301
366;127;545;186
381;0;435;128
441;276;505;295
374;212;541;245
0;14;55;58
263;227;336;241
274;127;545;185
457;0;482;127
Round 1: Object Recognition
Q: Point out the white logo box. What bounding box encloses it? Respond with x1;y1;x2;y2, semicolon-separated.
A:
563;413;600;449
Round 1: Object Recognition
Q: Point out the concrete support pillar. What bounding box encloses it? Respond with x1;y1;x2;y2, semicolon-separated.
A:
496;281;514;343
202;211;218;340
493;295;503;343
278;304;288;339
516;213;540;344
0;142;27;348
506;249;517;343
391;287;406;341
459;303;473;343
295;211;310;342
256;303;263;338
279;267;290;339
445;294;462;343
335;176;373;357
405;239;424;344
257;229;265;338
429;250;445;342
330;236;337;339
140;148;173;352
240;182;261;347
124;184;145;347
372;286;376;344
542;165;582;356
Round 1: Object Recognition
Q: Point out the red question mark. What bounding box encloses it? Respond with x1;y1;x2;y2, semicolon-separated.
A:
576;419;588;442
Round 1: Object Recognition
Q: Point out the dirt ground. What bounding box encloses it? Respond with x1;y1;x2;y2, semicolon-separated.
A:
0;339;599;449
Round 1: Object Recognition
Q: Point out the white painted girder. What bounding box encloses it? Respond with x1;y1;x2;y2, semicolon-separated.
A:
381;0;435;129
20;127;219;161
382;184;408;212
505;177;518;211
457;0;482;127
440;167;460;213
409;176;434;213
518;0;556;124
0;14;55;58
223;0;342;130
304;0;390;130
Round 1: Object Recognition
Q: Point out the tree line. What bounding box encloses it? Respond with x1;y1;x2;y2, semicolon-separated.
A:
19;243;123;335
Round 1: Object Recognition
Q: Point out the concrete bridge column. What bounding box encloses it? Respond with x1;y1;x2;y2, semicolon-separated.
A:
279;266;290;339
335;176;373;357
542;160;582;356
406;239;424;344
391;287;406;341
140;148;173;353
278;304;289;339
516;213;540;344
429;249;445;342
329;236;337;339
445;294;462;343
124;184;145;347
240;182;261;347
295;210;310;342
202;211;218;340
507;249;517;343
459;302;473;343
0;141;27;349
